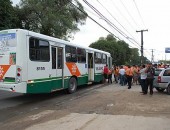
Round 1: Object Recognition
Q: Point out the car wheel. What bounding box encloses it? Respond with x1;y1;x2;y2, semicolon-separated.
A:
67;77;77;94
155;87;165;92
167;84;170;95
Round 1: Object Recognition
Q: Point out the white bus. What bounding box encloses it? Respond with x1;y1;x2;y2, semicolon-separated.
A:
0;29;112;94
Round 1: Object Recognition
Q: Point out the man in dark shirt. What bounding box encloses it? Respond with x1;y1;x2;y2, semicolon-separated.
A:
144;63;155;95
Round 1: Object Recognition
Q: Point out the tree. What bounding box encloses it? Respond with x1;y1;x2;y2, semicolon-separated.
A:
0;0;19;30
117;40;131;65
128;48;140;65
89;34;140;65
17;0;87;39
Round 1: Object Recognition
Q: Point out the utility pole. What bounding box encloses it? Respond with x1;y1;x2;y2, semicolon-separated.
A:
136;29;148;64
151;49;154;63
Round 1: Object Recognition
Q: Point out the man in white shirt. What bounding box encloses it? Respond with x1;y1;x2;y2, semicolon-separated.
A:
139;64;147;94
119;66;125;86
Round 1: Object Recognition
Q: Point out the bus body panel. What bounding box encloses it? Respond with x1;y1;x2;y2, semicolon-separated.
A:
0;29;112;94
94;64;105;82
0;29;28;93
64;63;89;86
0;30;17;81
26;35;58;93
2;65;16;82
77;63;88;85
16;30;28;82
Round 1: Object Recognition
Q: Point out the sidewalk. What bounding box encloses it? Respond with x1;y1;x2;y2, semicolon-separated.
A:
26;112;170;130
25;83;170;130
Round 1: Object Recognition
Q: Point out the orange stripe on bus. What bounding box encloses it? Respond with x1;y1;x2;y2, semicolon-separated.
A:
66;63;81;77
0;65;11;80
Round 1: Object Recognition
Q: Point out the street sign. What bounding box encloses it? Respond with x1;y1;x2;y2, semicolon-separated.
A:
165;48;170;53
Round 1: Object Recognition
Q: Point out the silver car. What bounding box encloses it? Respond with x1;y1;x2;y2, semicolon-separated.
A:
155;68;170;94
153;68;164;89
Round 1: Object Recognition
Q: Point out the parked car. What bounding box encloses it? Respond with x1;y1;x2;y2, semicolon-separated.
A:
155;68;170;94
153;68;164;89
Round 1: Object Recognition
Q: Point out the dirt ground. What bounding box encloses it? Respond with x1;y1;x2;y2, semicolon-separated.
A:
1;83;170;130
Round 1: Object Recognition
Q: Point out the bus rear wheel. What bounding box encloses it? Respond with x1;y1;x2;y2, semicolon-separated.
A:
67;77;77;94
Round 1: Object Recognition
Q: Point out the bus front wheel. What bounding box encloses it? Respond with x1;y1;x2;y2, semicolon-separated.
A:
67;77;77;94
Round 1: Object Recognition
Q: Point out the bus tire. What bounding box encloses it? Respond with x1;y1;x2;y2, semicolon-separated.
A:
67;77;77;94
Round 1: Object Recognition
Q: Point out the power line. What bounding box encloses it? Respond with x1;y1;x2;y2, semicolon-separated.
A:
83;0;141;48
67;0;120;40
109;0;137;31
68;0;139;48
132;0;146;28
83;0;127;37
97;0;140;47
82;0;140;48
119;0;139;27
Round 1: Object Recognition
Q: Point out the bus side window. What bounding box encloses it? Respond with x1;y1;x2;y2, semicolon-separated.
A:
65;45;77;63
95;52;102;64
102;54;107;64
77;48;86;63
29;37;50;62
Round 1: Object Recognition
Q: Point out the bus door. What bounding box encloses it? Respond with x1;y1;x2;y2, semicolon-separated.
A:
88;53;94;81
51;46;64;90
107;56;112;69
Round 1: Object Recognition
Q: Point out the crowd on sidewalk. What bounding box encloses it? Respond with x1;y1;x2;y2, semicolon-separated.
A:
103;63;167;95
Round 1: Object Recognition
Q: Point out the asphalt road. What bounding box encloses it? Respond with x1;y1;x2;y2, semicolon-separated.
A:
0;83;104;125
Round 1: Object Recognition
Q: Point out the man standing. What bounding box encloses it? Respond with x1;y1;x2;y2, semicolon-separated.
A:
119;66;125;86
108;68;113;84
103;64;109;83
126;65;133;89
144;63;155;95
139;65;147;94
113;66;119;83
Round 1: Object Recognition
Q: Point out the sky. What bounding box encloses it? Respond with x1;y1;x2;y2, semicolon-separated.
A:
12;0;170;62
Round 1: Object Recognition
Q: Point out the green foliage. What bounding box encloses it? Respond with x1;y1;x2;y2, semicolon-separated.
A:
128;48;140;65
17;0;87;39
89;34;141;65
0;0;19;30
0;0;87;40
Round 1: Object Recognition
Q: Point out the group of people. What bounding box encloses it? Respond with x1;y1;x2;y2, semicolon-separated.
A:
103;63;155;95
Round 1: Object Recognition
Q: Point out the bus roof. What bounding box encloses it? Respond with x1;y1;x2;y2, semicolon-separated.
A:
1;29;111;55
